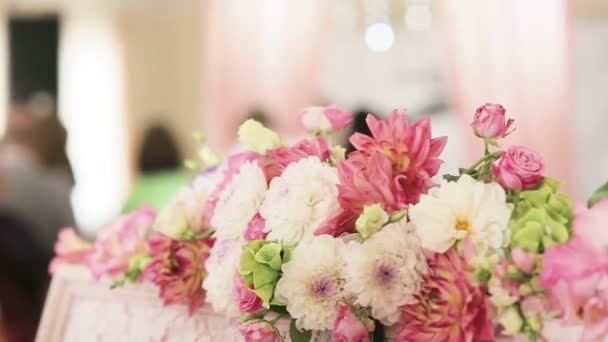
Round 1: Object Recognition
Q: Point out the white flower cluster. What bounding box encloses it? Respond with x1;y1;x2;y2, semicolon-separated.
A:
202;239;242;317
262;156;340;245
211;161;267;241
276;219;427;330
345;220;427;325
409;174;512;261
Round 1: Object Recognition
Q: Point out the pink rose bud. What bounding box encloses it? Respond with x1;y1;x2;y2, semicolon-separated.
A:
332;304;374;342
471;103;514;139
244;213;268;242
511;247;537;273
239;321;281;342
492;146;544;191
299;106;353;132
233;276;264;314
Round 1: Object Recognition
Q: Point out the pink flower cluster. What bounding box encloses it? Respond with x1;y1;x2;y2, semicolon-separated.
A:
85;205;156;280
317;111;447;237
50;205;156;280
397;250;495;342
541;200;608;341
142;231;212;315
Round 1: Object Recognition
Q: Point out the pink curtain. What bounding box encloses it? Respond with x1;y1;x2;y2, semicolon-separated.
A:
203;0;328;151
439;0;574;191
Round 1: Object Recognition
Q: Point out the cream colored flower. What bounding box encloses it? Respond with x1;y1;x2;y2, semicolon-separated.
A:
409;175;512;257
238;119;282;154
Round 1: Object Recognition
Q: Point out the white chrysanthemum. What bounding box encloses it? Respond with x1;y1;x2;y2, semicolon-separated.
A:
261;156;339;245
344;220;427;325
154;171;222;239
202;239;242;317
275;235;348;331
211;162;267;240
409;174;512;256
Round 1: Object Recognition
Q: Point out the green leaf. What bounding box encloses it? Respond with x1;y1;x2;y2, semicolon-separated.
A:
239;248;257;275
289;319;311;342
269;305;288;313
282;245;293;264
269;297;286;307
242;312;266;322
243;274;254;287
252;264;279;289
254;284;275;306
589;181;608;208
255;243;283;271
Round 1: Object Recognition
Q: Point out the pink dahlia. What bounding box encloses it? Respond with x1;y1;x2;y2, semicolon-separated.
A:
315;151;400;237
259;136;331;180
541;200;608;342
316;111;446;237
348;111;446;205
141;232;212;315
49;228;93;274
84;205;156;280
397;249;495;342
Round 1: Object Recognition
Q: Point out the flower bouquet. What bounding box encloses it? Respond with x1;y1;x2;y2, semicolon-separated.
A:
52;104;608;342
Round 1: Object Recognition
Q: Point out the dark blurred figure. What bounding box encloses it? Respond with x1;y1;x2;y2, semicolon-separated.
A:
124;124;189;212
138;125;182;172
0;104;75;254
345;109;375;154
0;213;50;342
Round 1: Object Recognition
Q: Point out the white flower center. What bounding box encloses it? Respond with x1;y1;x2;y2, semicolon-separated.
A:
376;261;399;286
310;276;338;299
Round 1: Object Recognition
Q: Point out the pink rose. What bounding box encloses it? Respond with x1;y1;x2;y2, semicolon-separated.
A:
471;103;514;139
511;247;537;273
492;146;544;191
244;213;268;241
298;106;353;132
239;321;281;342
232;276;264;314
333;304;374;342
84;205;156;280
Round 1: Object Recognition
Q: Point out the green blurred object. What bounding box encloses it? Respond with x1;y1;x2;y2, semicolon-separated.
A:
123;169;190;213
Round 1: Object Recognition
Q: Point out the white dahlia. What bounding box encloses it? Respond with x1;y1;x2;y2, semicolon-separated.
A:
344;220;427;325
261;156;340;245
274;235;348;331
409;174;512;257
211;162;267;241
202;239;242;317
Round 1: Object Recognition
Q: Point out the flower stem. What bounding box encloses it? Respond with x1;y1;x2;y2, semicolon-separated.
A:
269;314;284;325
463;152;500;175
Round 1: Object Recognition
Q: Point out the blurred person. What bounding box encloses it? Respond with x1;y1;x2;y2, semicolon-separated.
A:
0;213;50;342
123;124;189;212
0;104;75;255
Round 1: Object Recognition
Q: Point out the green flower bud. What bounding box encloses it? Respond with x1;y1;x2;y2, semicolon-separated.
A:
238;119;282;154
239;240;291;307
355;204;389;239
509;178;573;253
498;306;524;335
526;315;543;333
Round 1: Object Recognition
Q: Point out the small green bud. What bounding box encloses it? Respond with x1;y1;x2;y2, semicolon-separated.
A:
355;204;389;239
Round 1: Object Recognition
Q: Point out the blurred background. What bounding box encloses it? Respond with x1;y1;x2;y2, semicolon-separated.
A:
0;0;606;340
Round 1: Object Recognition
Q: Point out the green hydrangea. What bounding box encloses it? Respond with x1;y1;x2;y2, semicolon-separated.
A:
239;240;293;307
509;178;573;253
